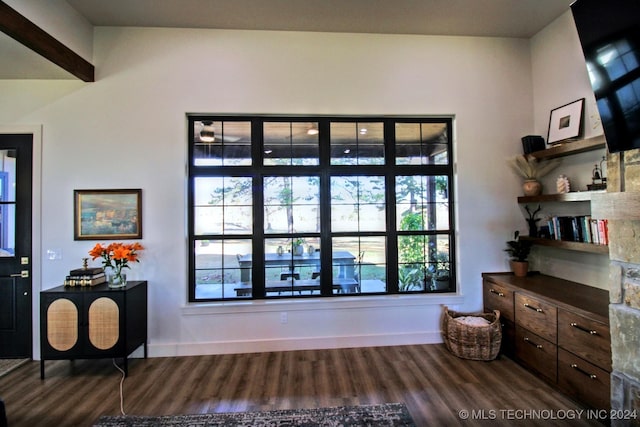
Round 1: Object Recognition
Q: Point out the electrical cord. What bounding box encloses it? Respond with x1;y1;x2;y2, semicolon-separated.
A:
112;359;127;415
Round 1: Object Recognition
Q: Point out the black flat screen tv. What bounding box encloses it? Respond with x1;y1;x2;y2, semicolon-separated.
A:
571;0;640;153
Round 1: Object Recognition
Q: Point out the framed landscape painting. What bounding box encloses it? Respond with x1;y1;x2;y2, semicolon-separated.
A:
74;189;142;240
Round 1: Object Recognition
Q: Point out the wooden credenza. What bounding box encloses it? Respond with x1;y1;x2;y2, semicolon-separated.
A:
483;273;611;410
40;280;147;379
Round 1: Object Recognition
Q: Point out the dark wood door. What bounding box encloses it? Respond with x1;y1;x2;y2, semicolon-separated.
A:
0;134;33;358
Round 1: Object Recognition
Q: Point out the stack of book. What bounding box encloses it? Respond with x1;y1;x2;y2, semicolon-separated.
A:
64;267;106;287
547;215;609;245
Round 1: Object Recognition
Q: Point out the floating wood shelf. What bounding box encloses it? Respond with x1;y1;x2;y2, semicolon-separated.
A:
520;236;609;254
528;135;606;160
518;191;606;204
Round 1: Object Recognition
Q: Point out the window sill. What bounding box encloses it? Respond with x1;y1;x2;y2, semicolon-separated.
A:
181;292;465;316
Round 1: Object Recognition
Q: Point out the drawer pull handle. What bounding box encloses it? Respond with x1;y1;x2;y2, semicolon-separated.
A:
523;337;543;349
570;363;597;380
570;322;598;335
489;289;504;297
523;303;543;313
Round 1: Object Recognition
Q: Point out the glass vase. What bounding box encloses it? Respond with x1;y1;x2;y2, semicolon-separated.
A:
107;266;127;288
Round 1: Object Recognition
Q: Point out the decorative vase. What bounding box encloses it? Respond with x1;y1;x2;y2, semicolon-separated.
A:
293;245;304;256
510;260;529;277
107;266;127;288
522;179;542;196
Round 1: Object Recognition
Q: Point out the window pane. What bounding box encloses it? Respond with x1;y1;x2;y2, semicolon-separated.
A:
0;157;16;256
396;176;449;231
194;177;253;235
396;122;449;165
331;236;386;295
193;121;251;166
194;239;252;299
264;237;321;296
264;176;320;233
398;234;450;292
330;176;386;232
264;122;319;165
330;122;384;165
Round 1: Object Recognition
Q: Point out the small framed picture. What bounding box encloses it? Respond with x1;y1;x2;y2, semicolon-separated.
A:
74;189;142;240
547;98;585;145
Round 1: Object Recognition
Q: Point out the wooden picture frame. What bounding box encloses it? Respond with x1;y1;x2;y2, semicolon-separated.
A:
74;189;142;240
547;98;585;145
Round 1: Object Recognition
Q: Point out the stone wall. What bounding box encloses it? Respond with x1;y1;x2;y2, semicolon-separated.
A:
602;149;640;425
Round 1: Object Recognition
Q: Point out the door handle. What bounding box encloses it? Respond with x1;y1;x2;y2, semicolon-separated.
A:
10;270;29;278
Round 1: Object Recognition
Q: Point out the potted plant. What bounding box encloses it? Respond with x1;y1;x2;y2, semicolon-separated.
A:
507;154;561;196
292;237;305;256
504;231;532;277
430;252;450;291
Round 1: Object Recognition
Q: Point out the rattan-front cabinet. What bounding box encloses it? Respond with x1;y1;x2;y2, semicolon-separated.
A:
40;281;147;379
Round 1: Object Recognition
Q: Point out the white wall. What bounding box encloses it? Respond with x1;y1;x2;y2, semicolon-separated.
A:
529;11;609;289
1;27;533;357
4;0;93;62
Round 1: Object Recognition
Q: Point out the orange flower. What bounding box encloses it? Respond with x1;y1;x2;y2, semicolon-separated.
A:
89;243;106;260
112;245;130;261
88;242;144;270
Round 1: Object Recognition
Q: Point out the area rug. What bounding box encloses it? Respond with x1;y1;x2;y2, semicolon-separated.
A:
0;359;29;378
93;403;415;426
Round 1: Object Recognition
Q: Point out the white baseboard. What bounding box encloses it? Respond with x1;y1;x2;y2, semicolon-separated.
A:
148;330;444;358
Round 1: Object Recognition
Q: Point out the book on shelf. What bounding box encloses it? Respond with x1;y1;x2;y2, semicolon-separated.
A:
65;266;106;287
546;215;608;245
69;266;104;276
64;274;106;287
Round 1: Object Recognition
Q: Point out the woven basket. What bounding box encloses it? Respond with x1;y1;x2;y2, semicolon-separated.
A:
441;306;502;361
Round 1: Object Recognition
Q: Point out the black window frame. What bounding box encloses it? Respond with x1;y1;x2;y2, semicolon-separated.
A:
188;115;455;302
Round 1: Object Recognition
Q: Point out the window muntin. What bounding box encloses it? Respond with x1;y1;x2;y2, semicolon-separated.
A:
189;116;454;301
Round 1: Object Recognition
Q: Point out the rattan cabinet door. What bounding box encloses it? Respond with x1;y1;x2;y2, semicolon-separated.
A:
41;293;82;356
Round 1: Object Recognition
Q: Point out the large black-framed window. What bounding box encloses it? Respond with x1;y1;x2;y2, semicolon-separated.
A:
188;115;455;301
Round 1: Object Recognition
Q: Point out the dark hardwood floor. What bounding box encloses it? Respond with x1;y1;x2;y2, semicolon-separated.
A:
0;344;603;426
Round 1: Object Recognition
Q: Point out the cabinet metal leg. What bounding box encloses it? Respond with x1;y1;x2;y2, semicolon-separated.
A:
40;360;44;380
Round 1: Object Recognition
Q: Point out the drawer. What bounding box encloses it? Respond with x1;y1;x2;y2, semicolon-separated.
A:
558;348;611;410
515;325;557;383
483;280;514;322
515;293;557;343
558;309;611;372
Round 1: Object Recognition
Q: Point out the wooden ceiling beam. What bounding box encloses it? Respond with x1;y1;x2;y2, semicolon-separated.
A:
0;1;94;82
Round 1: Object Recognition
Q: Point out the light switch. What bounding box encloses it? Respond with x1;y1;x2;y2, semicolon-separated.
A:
46;249;62;260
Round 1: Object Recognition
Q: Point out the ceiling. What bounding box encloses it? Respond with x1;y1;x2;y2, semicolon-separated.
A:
2;0;575;80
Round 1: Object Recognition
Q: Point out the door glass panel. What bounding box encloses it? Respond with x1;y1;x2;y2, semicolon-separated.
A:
0;151;16;256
